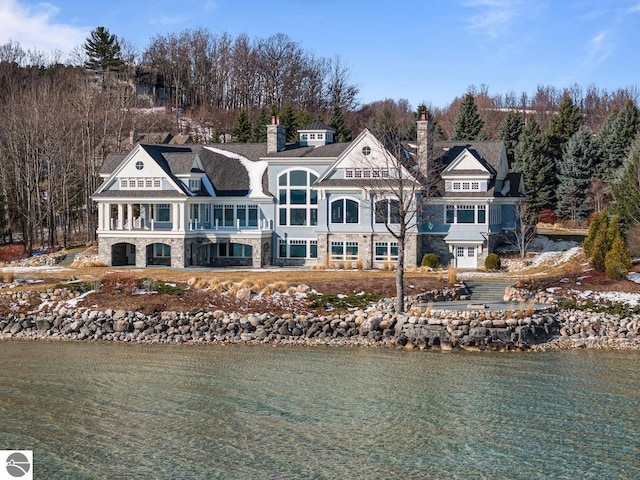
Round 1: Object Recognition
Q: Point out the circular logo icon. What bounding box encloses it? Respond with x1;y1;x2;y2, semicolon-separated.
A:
5;452;31;478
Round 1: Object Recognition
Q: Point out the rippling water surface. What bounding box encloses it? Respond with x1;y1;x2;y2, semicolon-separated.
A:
0;341;638;479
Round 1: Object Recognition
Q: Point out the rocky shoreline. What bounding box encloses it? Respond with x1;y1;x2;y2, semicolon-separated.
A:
1;288;639;351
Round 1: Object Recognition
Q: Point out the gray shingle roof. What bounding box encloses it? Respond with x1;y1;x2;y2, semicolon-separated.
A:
298;120;334;131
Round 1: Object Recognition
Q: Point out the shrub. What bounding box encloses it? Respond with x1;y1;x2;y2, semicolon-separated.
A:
307;292;381;310
421;253;441;269
0;244;28;263
537;208;558;224
485;253;501;271
605;236;632;280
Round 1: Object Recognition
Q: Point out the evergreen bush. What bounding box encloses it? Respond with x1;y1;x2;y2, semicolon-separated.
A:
605;236;632;280
484;253;501;270
421;253;441;268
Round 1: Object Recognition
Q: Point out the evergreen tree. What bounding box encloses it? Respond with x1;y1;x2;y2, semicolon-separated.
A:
452;93;486;141
295;109;312;131
279;104;297;143
555;126;597;221
597;100;640;176
513;119;555;212
583;210;607;257
546;94;582;162
328;104;352;142
231;109;251;143
83;26;124;74
434;123;448;141
612;133;640;229
498;111;524;166
250;108;270;143
605;235;632;280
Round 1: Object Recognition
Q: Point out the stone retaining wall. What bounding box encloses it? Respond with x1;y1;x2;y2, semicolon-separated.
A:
2;289;639;350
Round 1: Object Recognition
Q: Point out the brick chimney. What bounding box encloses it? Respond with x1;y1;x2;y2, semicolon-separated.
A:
416;111;433;177
267;116;287;153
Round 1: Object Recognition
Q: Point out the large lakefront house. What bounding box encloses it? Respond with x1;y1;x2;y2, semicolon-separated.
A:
93;114;525;270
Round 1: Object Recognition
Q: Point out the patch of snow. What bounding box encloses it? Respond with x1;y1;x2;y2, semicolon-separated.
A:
529;235;580;252
628;272;640;284
204;146;270;198
572;289;640;307
2;266;67;273
65;290;95;308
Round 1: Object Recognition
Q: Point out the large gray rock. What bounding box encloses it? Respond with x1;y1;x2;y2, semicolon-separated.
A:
114;318;131;332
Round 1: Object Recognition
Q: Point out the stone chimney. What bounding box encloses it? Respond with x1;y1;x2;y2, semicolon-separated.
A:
267;116;287;154
416;111;433;177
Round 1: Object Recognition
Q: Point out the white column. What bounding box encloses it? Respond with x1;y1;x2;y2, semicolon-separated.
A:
97;203;104;231
127;204;133;230
117;204;123;230
179;204;186;231
172;204;179;231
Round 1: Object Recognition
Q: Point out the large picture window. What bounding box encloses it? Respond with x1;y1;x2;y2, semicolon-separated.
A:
278;170;318;226
330;241;359;261
330;198;359;224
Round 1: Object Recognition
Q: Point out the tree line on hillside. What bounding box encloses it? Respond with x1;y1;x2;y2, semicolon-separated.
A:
1;27;640;262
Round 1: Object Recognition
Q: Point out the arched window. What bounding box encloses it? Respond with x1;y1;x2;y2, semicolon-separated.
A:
375;199;401;224
278;170;318;226
330;198;359;224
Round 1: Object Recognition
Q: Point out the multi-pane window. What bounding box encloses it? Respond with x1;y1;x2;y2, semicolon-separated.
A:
120;177;163;190
331;241;359;261
278;239;318;258
156;204;170;222
278;170;318;226
450;181;482;191
375;199;401;224
210;242;252;258
445;204;487;224
189;179;201;191
153;243;171;257
375;242;398;262
330;198;359;224
345;168;389;179
212;204;259;228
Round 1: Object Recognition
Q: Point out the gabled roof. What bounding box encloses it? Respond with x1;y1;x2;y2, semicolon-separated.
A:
433;141;503;172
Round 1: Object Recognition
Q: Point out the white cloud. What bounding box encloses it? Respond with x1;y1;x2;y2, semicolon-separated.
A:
588;30;613;64
461;0;525;38
0;0;87;55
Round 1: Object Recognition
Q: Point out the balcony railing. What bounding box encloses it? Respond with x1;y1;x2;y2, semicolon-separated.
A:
106;217;272;232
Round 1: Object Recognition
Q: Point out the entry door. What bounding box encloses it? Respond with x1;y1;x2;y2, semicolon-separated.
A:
455;245;477;269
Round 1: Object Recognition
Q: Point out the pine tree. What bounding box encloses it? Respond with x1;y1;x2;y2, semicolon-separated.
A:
250;108;269;143
597;100;640;176
513;119;555;212
555;126;597;221
434;123;448;141
612;134;640;229
452;93;486;141
231;109;251;143
83;26;124;74
546;94;582;162
583;210;607;257
328;104;352;142
605;235;632;280
295;109;312;130
279;104;297;143
498;111;524;166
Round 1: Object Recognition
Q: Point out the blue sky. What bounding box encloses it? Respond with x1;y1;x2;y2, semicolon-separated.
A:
1;0;639;108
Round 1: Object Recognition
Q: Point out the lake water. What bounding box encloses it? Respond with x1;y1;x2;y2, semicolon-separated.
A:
0;341;638;479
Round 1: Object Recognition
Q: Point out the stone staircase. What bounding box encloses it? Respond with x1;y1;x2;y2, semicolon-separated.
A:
463;279;514;303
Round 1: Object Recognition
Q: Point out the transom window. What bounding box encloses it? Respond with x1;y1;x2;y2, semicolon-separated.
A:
375;198;401;224
450;181;482;191
120;177;163;190
331;241;359;261
278;239;318;258
345;168;389;179
278;170;318;226
330;198;359;224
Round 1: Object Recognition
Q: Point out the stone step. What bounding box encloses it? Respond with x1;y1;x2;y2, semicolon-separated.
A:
464;280;513;302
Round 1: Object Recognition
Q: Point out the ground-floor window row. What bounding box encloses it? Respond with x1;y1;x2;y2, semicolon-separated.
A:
276;239;398;263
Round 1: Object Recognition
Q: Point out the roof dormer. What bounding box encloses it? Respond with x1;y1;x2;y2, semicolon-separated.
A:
298;120;335;147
